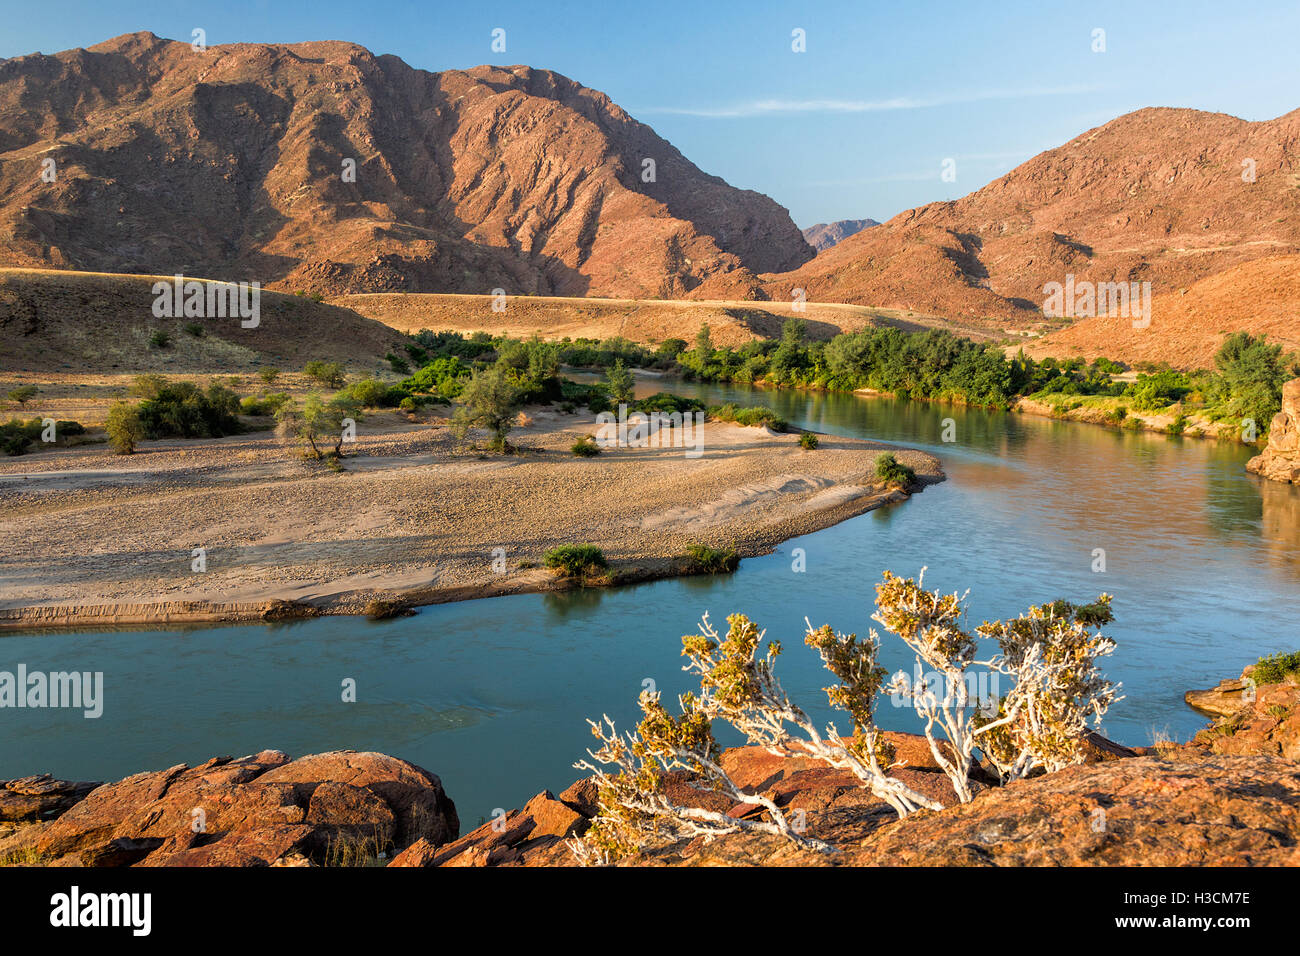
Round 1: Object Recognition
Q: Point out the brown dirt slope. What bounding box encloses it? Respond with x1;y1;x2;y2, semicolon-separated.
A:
0;267;406;373
328;291;1001;347
1021;254;1300;369
0;32;811;299
738;107;1300;324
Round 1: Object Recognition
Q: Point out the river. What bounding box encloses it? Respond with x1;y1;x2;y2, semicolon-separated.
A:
3;382;1298;825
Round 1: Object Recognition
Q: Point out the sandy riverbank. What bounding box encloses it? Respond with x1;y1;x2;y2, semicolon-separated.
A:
0;407;941;630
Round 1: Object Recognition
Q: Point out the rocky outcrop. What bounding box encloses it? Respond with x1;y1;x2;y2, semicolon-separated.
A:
640;754;1300;867
387;731;1157;868
0;775;100;824
1247;379;1300;483
1185;667;1257;718
5;694;1293;867
1187;665;1300;760
0;750;456;867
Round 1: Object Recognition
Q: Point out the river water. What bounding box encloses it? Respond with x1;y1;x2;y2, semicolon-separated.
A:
3;382;1298;825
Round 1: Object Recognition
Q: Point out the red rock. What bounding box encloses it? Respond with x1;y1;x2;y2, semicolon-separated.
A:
259;751;457;847
520;791;587;839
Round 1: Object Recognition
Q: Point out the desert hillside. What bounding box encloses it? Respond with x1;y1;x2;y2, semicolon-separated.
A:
742;108;1300;324
0;268;405;373
329;291;1001;346
0;32;812;299
1022;254;1300;368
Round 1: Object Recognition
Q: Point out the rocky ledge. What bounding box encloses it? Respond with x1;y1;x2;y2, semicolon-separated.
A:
4;671;1296;868
0;750;457;867
1247;378;1300;483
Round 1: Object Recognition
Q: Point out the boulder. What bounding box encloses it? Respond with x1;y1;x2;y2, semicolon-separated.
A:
1246;378;1300;483
6;749;454;867
259;751;457;847
0;775;100;822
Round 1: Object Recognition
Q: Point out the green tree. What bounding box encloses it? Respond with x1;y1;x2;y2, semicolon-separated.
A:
605;358;635;408
7;385;37;406
303;360;345;388
106;402;144;455
451;363;523;452
694;322;713;362
276;391;361;459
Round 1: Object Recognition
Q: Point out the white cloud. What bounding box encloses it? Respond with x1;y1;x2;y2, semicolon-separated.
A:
638;83;1103;119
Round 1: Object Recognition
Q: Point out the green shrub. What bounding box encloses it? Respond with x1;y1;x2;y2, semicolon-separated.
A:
182;322;205;338
304;360;345;388
708;403;787;431
134;381;241;439
148;329;171;349
240;392;291;416
799;431;819;450
1;418;39;455
385;353;411;375
401;356;471;399
543;544;608;578
106;402;144;454
571;436;601;457
636;392;706;414
874;452;916;488
7;385;37;406
340;378;406;409
1254;651;1300;685
259;367;280;384
683;543;740;574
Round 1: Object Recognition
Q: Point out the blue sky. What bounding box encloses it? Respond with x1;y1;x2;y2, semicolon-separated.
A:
2;0;1297;227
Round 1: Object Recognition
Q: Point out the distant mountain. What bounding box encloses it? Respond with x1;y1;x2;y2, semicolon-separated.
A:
714;107;1300;322
0;33;814;297
801;218;879;252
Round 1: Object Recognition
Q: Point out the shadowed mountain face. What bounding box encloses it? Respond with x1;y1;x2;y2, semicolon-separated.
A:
0;32;813;297
746;107;1300;321
801;218;879;252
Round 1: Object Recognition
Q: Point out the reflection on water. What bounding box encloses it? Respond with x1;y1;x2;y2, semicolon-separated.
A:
1;382;1297;823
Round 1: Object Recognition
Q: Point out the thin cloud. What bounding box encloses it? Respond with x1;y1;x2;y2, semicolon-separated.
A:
638;83;1102;118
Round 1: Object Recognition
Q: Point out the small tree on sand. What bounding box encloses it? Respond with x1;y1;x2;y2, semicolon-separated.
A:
276;392;361;459
451;364;522;452
105;401;144;455
7;385;37;406
604;359;635;408
569;569;1120;865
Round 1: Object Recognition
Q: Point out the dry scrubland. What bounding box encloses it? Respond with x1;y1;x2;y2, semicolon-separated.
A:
329;292;1004;346
0;268;406;374
0;407;940;625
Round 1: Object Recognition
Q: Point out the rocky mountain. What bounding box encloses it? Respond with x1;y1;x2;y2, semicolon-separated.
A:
0;32;813;298
801;218;879;252
743;107;1300;323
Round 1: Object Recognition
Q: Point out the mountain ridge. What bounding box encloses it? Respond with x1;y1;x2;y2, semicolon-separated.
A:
0;32;813;298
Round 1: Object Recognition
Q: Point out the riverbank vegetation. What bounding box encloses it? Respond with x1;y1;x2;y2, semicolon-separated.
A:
391;323;1297;444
